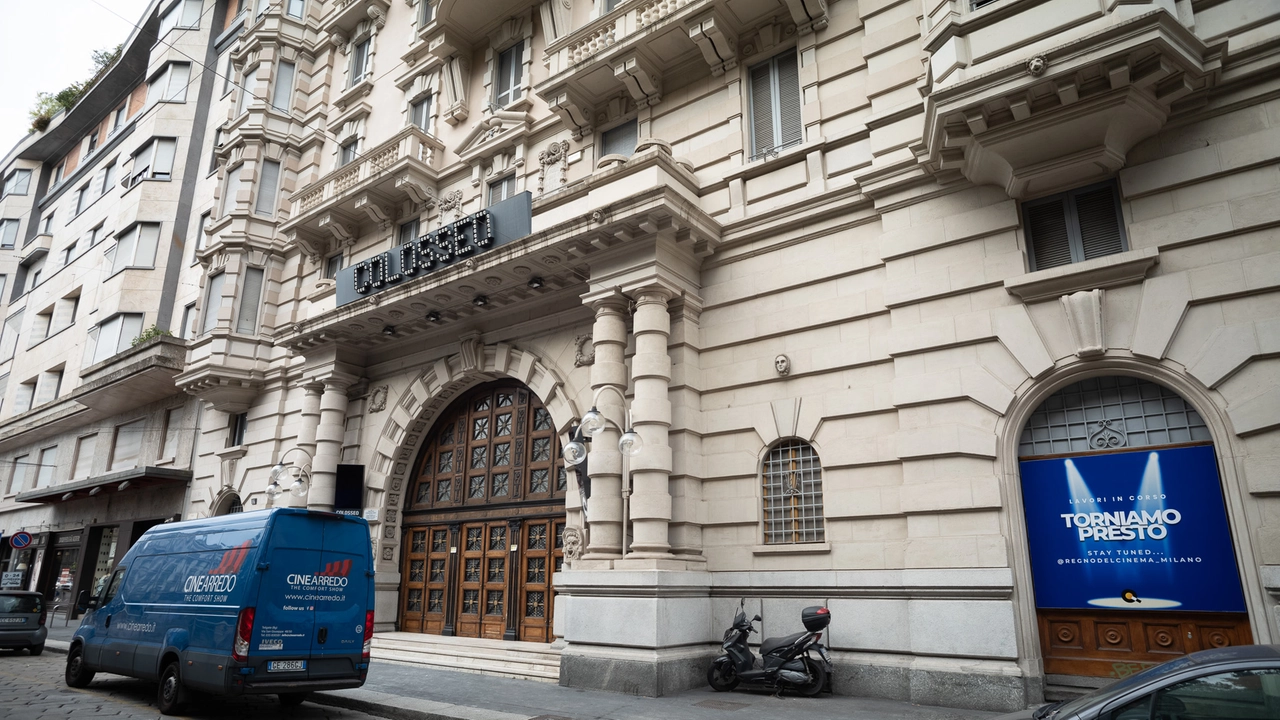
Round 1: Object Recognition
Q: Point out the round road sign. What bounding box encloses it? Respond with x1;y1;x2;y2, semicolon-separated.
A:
9;531;32;549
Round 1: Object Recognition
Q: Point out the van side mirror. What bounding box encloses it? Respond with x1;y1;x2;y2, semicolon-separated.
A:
76;590;96;610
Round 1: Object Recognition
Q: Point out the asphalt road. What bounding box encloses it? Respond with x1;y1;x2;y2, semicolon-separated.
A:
0;649;389;720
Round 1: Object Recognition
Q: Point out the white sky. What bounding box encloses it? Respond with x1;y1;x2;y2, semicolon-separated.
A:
0;0;155;158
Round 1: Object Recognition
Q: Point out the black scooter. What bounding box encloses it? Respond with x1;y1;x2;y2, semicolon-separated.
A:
707;600;833;696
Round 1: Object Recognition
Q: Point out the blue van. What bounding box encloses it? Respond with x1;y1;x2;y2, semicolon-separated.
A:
65;508;374;714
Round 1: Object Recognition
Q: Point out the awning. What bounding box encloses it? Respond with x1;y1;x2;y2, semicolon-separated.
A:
15;466;191;504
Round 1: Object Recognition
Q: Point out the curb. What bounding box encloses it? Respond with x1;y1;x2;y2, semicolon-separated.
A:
47;640;69;655
309;689;526;720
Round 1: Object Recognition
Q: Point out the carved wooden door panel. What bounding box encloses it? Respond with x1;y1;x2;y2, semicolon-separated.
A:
401;380;565;642
400;526;451;634
518;518;564;643
1039;609;1252;678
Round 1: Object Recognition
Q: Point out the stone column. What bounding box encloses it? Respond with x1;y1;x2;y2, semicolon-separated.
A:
288;383;324;508
627;288;673;558
308;377;351;511
582;295;628;561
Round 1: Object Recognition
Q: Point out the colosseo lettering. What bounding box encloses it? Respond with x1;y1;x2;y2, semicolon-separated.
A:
184;574;237;593
1059;509;1182;541
352;211;494;295
285;574;349;587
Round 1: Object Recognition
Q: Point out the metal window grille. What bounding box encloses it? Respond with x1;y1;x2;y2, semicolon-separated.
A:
762;439;825;544
1019;376;1211;458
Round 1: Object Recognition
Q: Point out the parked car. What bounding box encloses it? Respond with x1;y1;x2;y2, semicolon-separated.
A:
995;645;1280;720
65;509;375;715
0;590;47;655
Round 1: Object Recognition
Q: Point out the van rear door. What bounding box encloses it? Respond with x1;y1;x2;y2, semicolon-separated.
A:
252;513;322;679
308;515;370;682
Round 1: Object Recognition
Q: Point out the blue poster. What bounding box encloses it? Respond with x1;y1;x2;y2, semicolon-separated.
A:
1019;445;1246;613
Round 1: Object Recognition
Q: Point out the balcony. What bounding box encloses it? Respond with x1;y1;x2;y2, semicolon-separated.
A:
537;0;807;139
917;10;1223;198
319;0;391;36
281;125;444;258
77;335;187;413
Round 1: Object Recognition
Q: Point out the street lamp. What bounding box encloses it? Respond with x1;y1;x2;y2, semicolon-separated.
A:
266;447;313;504
563;392;643;554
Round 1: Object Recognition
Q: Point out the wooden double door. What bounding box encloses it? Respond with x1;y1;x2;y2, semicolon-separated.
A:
398;381;568;643
400;517;564;642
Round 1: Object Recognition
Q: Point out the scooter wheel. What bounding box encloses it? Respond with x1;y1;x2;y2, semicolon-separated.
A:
793;658;827;697
707;660;740;692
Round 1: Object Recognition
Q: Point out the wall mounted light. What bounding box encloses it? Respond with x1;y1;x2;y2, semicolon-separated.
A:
426;311;441;322
527;276;544;289
382;325;396;336
473;295;488;307
266;447;313;504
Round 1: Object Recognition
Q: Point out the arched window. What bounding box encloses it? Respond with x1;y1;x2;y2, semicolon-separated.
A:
762;439;824;545
214;493;243;516
1019;376;1211;457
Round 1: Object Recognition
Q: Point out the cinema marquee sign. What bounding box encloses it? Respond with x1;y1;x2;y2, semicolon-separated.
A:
336;192;533;307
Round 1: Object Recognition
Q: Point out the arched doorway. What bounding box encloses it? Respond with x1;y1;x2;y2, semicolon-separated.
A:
1017;376;1252;679
399;380;567;642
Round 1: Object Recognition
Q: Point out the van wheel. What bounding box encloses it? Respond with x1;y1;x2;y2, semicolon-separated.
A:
29;644;44;656
157;660;187;715
65;646;95;687
278;693;310;707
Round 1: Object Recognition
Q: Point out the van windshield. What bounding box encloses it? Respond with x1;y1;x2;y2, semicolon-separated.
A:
0;594;43;613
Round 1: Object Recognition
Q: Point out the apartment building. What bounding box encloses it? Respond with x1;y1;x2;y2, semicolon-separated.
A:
0;0;211;616
2;0;1279;711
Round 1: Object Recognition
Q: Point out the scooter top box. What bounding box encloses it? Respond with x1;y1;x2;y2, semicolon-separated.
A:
801;606;830;631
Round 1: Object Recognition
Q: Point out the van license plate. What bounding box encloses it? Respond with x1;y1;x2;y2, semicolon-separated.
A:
0;617;26;623
267;660;305;672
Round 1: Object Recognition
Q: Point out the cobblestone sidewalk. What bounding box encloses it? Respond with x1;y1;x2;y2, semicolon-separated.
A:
0;650;387;719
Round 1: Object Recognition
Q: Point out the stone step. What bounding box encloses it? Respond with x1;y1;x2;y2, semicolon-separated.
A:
369;632;561;683
371;648;560;682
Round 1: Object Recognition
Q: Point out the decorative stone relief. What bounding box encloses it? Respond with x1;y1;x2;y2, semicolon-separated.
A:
439;189;464;222
774;354;790;376
562;526;583;560
1060;289;1105;358
381;545;394;561
458;331;484;372
537;140;570;195
1026;55;1048;77
574;335;595;367
368;385;389;412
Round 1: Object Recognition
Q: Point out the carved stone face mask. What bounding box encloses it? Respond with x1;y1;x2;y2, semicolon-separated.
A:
775;354;790;376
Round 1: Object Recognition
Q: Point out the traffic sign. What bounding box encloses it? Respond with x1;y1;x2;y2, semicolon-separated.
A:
9;531;32;549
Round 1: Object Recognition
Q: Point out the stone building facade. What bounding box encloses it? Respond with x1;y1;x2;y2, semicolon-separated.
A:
2;0;1279;712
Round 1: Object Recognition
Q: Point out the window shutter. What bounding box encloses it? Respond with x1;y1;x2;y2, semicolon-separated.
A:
236;267;265;334
1027;198;1073;270
0;220;19;248
73;434;97;479
112;227;137;275
255;160;281;216
1074;186;1125;260
167;63;190;101
775;53;802;149
0;374;7;413
272;62;295;111
153;139;177;178
135;223;160;266
221;164;242;216
182;0;202;25
2;311;24;361
601;119;637;157
110;419;145;471
120;314;144;352
749;62;774;155
204;272;227;333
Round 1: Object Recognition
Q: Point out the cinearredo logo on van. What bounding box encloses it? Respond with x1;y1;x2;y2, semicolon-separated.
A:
183;540;251;593
286;559;352;588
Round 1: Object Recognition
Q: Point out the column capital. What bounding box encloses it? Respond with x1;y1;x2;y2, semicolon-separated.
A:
312;371;361;393
634;287;673;306
582;287;630;315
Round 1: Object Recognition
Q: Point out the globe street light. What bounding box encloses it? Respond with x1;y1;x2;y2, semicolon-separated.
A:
266;447;313;505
